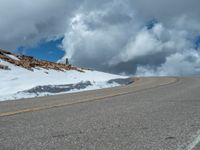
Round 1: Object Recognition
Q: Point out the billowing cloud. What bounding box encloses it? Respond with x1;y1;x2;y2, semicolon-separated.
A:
61;0;200;75
1;0;200;76
0;0;82;50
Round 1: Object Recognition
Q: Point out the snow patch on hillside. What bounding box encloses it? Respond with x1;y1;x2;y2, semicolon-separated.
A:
5;54;20;61
0;59;129;101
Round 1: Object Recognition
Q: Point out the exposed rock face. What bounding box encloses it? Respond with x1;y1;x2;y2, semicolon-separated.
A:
0;49;84;72
0;63;9;70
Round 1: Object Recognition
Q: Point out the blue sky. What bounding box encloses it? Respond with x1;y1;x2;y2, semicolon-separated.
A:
15;38;64;62
195;36;200;49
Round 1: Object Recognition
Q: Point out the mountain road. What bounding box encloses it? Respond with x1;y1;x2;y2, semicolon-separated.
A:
0;77;200;150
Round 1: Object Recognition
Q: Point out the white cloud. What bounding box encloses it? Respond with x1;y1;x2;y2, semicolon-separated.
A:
61;2;200;75
0;0;200;75
136;51;200;76
0;0;82;49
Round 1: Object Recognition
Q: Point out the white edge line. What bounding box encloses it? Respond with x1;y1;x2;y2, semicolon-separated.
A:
178;130;200;150
186;130;200;150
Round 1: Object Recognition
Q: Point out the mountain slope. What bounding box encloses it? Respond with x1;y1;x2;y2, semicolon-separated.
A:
0;49;130;101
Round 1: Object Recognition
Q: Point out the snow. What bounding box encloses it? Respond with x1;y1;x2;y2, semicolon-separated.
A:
5;54;20;61
0;59;128;101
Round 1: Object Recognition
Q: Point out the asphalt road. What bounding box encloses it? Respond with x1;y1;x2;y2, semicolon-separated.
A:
0;77;200;150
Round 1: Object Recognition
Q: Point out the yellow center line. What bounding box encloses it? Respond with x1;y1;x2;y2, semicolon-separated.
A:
0;78;178;117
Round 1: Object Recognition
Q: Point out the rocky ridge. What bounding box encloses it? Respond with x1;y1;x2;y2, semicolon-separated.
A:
0;49;83;72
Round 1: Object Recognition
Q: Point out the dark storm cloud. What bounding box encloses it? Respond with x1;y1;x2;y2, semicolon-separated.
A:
1;0;200;75
61;0;200;76
0;0;82;50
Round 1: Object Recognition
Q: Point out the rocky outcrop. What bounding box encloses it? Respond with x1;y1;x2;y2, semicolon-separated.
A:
0;64;9;70
0;49;84;72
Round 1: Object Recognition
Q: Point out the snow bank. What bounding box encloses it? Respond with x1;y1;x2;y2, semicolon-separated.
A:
0;59;128;101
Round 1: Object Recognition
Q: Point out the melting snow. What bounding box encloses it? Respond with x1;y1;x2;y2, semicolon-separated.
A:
0;59;128;101
5;54;20;61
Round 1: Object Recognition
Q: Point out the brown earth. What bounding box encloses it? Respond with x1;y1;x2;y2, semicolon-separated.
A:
0;49;84;72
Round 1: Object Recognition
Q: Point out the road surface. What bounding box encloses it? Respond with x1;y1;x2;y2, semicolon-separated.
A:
0;77;200;150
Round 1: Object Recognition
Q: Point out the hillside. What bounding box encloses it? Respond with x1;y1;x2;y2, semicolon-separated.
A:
0;49;82;72
0;49;130;101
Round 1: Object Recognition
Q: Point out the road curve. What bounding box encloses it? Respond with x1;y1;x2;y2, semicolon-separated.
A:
0;77;200;150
